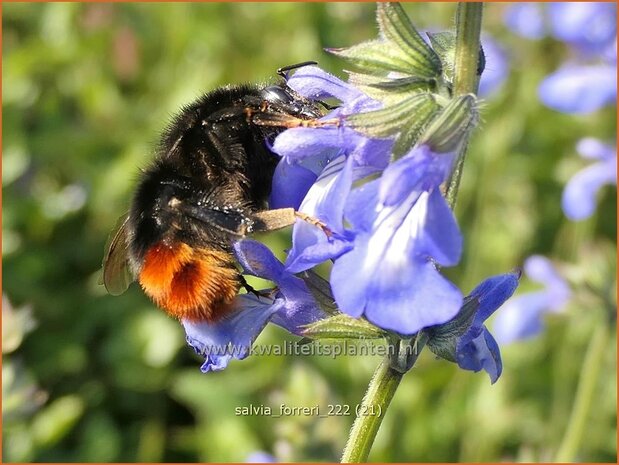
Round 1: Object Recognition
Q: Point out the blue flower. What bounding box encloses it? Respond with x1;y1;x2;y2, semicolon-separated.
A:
538;63;617;114
547;2;617;54
562;138;617;220
505;2;617;114
330;145;463;335
246;452;276;463
428;271;521;383
182;240;326;372
504;3;545;40
478;35;509;98
505;2;617;53
270;66;392;273
492;256;571;344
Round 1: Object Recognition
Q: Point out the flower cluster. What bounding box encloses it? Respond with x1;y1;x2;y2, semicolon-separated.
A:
506;3;617;221
506;2;617;114
183;3;520;382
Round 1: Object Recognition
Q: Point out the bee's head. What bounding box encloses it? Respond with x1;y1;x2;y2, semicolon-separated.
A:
260;84;323;119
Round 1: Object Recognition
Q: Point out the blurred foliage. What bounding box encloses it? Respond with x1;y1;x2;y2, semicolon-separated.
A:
2;3;616;462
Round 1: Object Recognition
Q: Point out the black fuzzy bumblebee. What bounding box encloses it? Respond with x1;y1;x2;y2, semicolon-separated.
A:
102;62;331;323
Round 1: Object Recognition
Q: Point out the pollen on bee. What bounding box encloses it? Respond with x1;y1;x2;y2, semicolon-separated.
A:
138;242;240;322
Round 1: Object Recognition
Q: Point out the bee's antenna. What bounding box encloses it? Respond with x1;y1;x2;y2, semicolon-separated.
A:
277;61;318;80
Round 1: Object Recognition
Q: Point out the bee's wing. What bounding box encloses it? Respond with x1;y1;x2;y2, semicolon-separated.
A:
100;214;134;295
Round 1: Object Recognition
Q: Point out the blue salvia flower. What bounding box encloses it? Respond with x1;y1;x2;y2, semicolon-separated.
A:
562;138;617;221
183;240;326;372
330;144;463;335
505;2;617;114
492;256;571;344
271;66;392;273
428;271;521;383
478;35;509;98
505;2;617;53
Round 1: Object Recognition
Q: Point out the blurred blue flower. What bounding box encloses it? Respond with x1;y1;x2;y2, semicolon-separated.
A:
478;35;509;97
538;63;617;114
506;2;617;114
330;145;463;335
246;451;276;463
504;3;545;40
562;138;617;220
547;2;617;54
182;240;325;372
428;271;521;383
492;256;571;344
505;2;617;53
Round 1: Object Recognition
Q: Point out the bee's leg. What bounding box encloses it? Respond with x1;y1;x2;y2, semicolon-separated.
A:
293;211;333;238
248;110;341;129
251;208;332;237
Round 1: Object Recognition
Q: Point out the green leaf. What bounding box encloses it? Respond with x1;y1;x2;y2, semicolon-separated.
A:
302;314;387;341
377;3;442;77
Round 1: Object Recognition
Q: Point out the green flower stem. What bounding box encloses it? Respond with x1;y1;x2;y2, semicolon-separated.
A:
446;2;483;209
341;335;428;462
340;356;403;463
555;321;611;461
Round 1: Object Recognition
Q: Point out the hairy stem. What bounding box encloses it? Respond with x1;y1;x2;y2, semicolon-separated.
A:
340;356;403;463
446;2;483;209
341;3;484;462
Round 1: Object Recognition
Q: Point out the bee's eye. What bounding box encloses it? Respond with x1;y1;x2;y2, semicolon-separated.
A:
261;85;294;105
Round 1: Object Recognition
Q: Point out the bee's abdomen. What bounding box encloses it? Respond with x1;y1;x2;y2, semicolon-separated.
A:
138;242;240;322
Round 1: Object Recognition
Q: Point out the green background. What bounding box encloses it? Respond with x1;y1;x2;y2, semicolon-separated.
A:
3;3;616;462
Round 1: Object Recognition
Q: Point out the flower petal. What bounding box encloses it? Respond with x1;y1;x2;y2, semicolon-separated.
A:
271;127;348;163
457;325;503;383
182;295;280;372
233;239;285;282
416;189;462;266
467;270;521;326
331;236;462;334
270;160;318;210
270;276;327;335
287;65;364;103
285;156;355;272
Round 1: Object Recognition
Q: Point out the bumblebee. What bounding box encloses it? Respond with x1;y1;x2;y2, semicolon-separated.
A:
102;62;330;323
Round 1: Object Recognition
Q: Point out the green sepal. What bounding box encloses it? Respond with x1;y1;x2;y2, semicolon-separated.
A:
302;313;388;341
347;71;437;105
347;93;441;157
426;295;479;362
427;31;457;86
418;93;478;153
329;40;423;77
377;2;442;78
